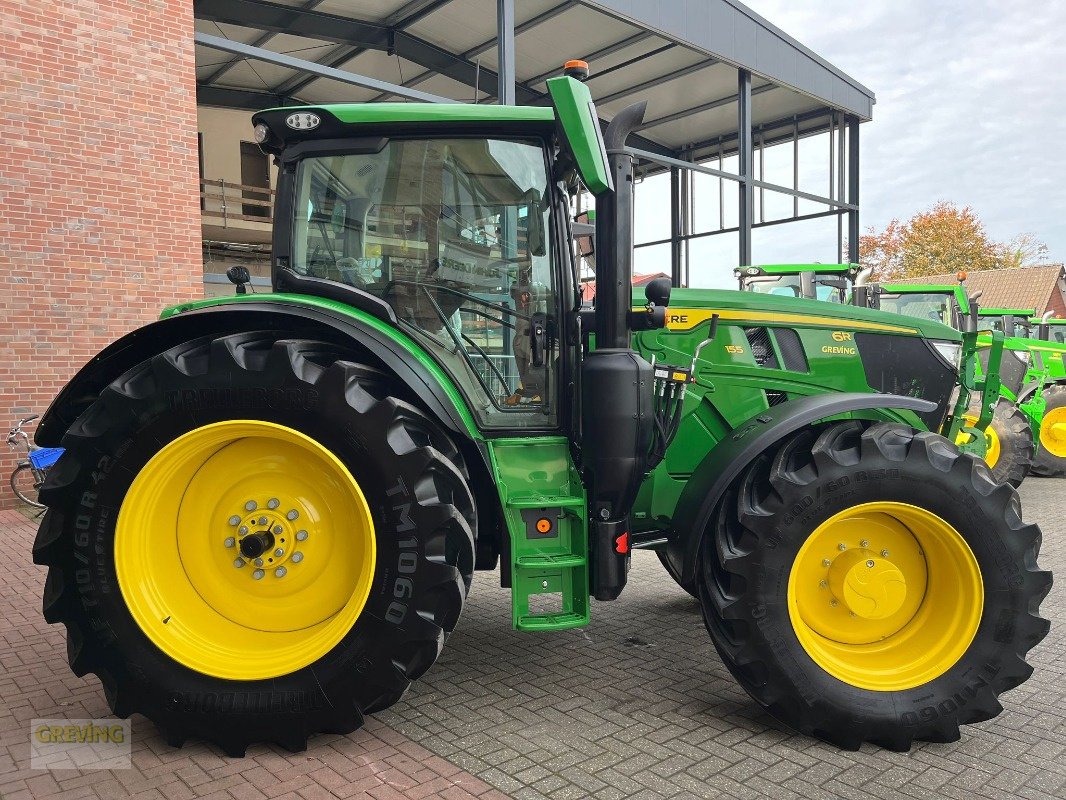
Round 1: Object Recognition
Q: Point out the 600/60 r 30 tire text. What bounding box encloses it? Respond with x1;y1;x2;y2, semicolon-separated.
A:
33;333;475;756
699;421;1051;750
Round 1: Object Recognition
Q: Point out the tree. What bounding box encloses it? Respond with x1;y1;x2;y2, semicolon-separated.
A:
858;202;1001;281
996;233;1050;269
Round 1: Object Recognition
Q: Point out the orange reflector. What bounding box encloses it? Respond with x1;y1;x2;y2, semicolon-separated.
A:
564;60;588;70
536;517;552;534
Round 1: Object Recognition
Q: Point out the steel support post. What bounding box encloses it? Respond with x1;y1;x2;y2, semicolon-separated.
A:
496;0;516;105
737;69;753;266
847;116;860;263
670;166;682;286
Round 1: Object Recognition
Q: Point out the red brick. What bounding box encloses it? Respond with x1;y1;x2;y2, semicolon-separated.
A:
0;1;203;509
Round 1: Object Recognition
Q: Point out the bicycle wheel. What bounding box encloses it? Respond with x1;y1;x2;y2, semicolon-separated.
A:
11;463;45;508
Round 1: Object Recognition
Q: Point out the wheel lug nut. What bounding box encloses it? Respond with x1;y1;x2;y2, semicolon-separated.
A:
267;498;280;509
275;567;287;578
286;510;299;521
837;543;846;551
233;558;245;568
224;537;236;548
830;599;838;607
273;525;283;535
258;516;267;525
292;552;304;563
253;569;265;580
860;540;869;548
245;500;257;511
228;515;241;526
254;558;264;567
881;549;890;557
296;530;308;541
819;580;827;588
866;559;876;568
239;525;248;535
274;548;284;558
822;559;831;567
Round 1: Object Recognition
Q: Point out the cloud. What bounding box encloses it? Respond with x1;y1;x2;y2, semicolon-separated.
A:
745;0;1066;260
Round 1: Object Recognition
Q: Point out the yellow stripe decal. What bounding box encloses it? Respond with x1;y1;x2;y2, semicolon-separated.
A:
660;308;918;334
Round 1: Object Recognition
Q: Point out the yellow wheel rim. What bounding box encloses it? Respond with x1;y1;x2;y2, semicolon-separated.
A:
957;414;1000;467
1039;406;1066;457
787;502;982;691
115;420;376;680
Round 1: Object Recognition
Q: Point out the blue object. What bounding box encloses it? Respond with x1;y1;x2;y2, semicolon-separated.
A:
30;447;64;470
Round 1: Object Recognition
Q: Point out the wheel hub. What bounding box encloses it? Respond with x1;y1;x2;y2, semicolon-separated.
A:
826;549;907;620
1039;406;1066;457
226;500;307;577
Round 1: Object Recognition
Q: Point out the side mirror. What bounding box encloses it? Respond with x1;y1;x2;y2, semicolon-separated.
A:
574;211;595;259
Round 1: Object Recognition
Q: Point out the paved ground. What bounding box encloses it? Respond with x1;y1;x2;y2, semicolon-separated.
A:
1;480;1063;799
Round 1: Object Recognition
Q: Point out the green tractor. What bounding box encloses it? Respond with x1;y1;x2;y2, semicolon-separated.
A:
31;74;1049;756
735;262;865;304
866;284;1036;487
979;308;1066;477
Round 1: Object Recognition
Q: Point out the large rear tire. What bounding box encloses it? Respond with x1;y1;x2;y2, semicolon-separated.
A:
699;421;1051;750
1031;383;1066;477
33;333;475;756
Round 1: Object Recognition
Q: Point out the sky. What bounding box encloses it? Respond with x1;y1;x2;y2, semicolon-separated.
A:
632;0;1066;287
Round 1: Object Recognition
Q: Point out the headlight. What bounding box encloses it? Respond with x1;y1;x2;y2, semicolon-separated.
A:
931;340;962;370
746;267;761;275
253;123;271;144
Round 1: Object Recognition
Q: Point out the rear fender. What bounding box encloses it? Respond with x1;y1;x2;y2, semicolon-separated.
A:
36;301;479;446
663;392;936;590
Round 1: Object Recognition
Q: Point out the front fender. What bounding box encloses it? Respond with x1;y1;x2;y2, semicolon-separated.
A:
663;392;937;589
37;299;479;446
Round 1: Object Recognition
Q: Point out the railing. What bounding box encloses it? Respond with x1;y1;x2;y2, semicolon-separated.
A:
200;178;274;226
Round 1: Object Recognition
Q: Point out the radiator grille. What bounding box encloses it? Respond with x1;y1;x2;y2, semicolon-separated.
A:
774;328;809;372
744;327;779;369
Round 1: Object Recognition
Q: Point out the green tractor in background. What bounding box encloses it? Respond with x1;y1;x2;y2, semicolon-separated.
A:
30;72;1049;756
735;262;865;304
867;284;1036;487
979;308;1066;477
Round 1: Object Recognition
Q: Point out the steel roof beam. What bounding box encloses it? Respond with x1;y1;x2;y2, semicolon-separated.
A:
198;0;328;86
522;31;652;87
637;83;775;131
195;32;451;102
270;0;459;97
197;85;300;110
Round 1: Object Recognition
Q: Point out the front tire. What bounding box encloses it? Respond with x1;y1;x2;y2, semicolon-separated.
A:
33;333;475;756
699;421;1051;750
1031;383;1066;477
970;400;1033;487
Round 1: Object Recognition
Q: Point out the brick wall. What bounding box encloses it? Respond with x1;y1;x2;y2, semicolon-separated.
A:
0;1;203;508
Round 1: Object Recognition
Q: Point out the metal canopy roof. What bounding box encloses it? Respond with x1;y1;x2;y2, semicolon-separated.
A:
193;0;875;162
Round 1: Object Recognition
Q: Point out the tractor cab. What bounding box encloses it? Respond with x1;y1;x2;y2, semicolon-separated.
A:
978;308;1038;339
734;263;861;303
1033;316;1066;344
867;283;976;330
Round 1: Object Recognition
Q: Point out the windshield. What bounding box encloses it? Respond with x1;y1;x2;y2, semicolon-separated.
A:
878;292;953;324
979;316;1032;337
291;137;557;428
743;273;848;303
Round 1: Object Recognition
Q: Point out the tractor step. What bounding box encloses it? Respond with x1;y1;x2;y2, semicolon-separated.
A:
487;437;590;631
